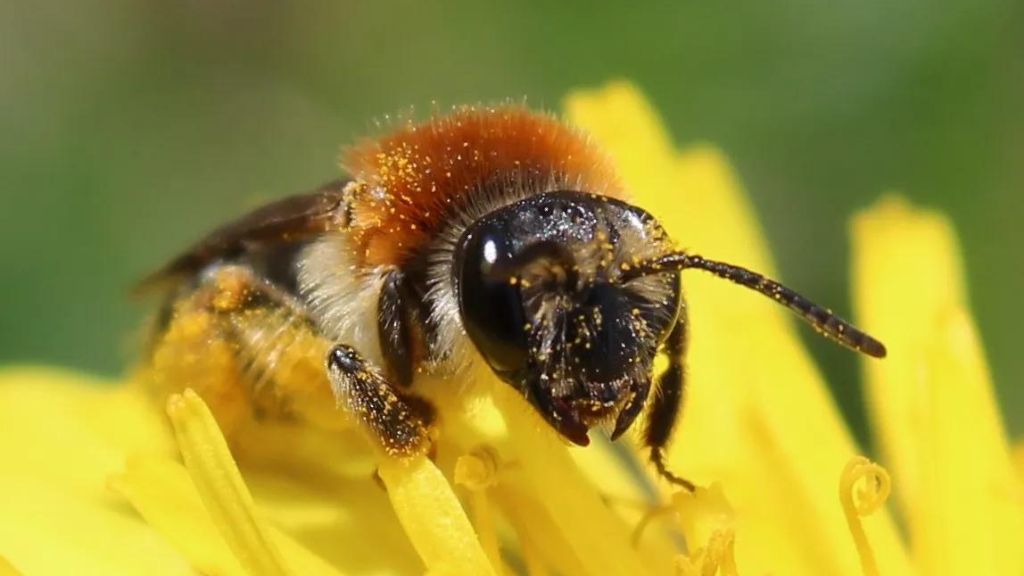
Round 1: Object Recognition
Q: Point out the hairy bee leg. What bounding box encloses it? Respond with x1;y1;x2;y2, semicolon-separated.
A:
377;270;415;388
144;271;256;439
326;345;432;456
144;264;342;438
643;318;696;492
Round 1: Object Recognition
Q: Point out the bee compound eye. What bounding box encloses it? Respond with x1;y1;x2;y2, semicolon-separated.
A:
454;225;531;381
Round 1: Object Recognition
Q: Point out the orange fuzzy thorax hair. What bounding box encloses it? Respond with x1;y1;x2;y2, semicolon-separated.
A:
342;105;625;267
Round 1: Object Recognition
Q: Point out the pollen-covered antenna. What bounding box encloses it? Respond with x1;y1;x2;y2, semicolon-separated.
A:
621;252;887;358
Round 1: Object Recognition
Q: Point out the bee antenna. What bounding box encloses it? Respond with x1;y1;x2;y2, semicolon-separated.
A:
621;252;887;358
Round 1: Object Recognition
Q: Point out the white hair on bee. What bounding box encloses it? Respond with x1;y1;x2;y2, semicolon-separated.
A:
298;233;392;368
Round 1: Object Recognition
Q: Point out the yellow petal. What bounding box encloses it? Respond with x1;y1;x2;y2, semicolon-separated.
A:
1015;441;1024;483
111;455;249;576
112;454;344;576
378;455;495;576
0;367;187;574
495;384;663;575
0;556;21;576
425;368;667;575
0;475;191;575
245;454;424;575
167;389;289;576
566;81;911;576
0;367;173;492
853;196;1024;575
570;438;680;566
242;448;424;576
498;482;592;576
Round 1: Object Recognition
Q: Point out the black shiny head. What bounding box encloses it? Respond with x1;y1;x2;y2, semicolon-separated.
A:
454;191;681;445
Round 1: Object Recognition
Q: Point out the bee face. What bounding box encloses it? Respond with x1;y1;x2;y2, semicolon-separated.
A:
454;191;681;444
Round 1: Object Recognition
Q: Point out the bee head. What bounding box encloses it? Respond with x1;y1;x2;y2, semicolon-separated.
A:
454;191;681;445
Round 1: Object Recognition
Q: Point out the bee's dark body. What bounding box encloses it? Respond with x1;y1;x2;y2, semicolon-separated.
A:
144;179;434;387
141;106;884;490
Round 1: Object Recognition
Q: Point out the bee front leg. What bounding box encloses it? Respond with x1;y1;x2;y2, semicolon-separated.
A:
327;344;433;456
644;317;696;492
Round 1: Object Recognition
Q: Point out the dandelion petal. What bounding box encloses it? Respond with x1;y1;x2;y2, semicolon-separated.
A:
566;81;911;576
0;369;188;575
167;389;290;576
379;455;497;576
111;455;250;576
853;196;1024;575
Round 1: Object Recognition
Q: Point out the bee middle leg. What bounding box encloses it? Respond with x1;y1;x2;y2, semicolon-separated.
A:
147;263;432;456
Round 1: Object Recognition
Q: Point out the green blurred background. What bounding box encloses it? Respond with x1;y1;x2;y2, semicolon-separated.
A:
2;1;1021;444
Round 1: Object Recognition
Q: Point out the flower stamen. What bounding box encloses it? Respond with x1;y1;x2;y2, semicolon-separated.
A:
378;455;497;575
674;529;739;576
839;456;892;576
631;503;676;547
455;448;506;574
166;389;289;576
454;446;502;490
669;485;740;576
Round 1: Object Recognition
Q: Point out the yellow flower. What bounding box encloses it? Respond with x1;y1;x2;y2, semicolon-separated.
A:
1;81;1021;575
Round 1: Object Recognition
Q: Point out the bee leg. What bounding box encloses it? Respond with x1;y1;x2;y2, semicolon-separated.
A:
148;263;434;456
145;264;345;440
205;265;436;453
643;318;696;492
327;345;432;456
377;270;414;388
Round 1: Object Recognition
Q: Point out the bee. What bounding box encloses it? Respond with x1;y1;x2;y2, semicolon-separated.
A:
139;106;886;490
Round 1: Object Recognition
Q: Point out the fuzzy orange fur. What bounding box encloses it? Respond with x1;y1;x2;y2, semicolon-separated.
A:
342;106;624;267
